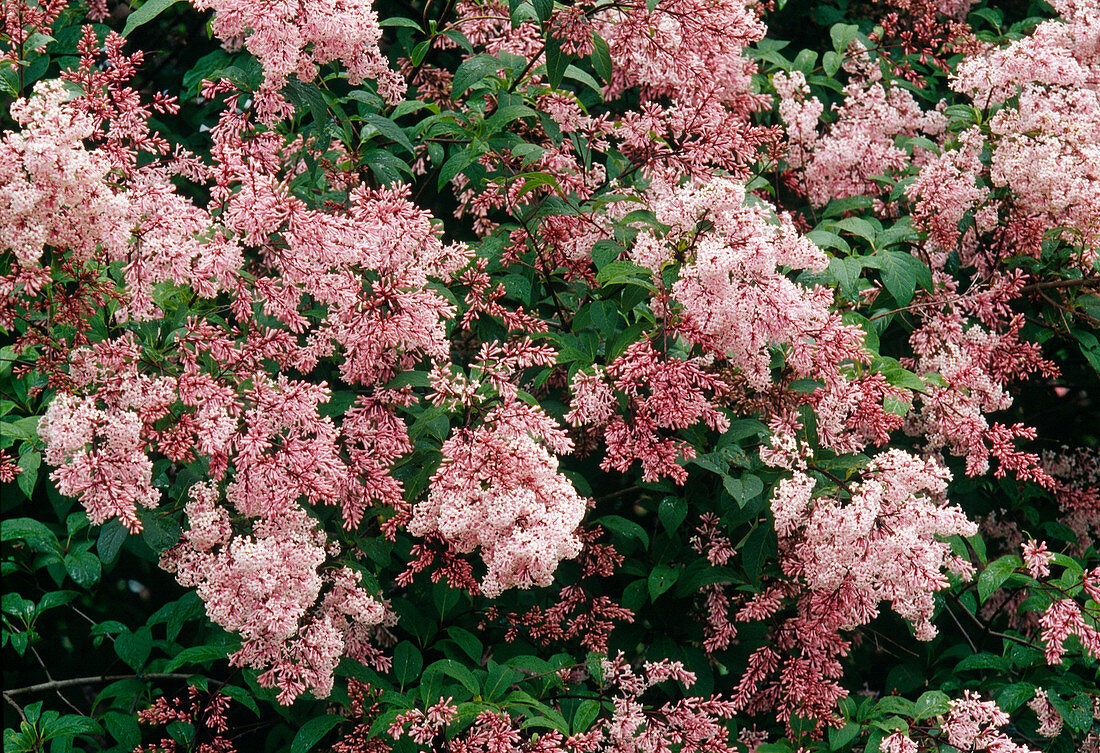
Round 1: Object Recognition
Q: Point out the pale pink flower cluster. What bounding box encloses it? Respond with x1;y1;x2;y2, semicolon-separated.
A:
632;178;866;394
881;732;918;753
774;449;977;641
163;483;393;704
1028;689;1064;738
389;697;459;744
410;342;587;597
948;0;1100;258
940;691;1038;753
595;0;764;107
0;80;129;270
1039;598;1100;665
772;71;823;166
908;127;990;252
190;0;403;121
594;653;739;753
905;288;1055;484
38;375;174;531
567;339;729;484
776;49;946;207
1021;539;1054;578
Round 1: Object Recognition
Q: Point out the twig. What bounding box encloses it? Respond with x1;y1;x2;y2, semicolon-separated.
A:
5;674;192;696
3;692;27;723
1020;277;1098;293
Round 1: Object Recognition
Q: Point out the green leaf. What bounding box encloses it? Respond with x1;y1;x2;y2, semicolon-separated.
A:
424;659;480;696
1073;329;1100;376
393;641;423;688
16;450;39;499
543;34;570;89
648;563;679;601
532;0;553;23
830;23;860;54
994;682;1035;713
447;626;484;663
290;715;343;753
596;515;648;549
164;642;233;672
379;16;422;30
437;143;487;189
484;663;522;701
572;699;601;733
878;250;930;306
452;54;501;98
122;0;184;37
658;498;687;536
115;626;152;671
2;518;61;554
1;416;40;441
361;113;415;154
742;523;776;582
977;554;1022;603
63;549;101;588
822;50;842;77
591;34;613;83
41;714;101;740
831;217;879;246
828;722;860;749
138;510;181;553
97;520;128;564
724;474;764;506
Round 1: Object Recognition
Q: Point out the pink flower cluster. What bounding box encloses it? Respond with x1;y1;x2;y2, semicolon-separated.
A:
163;483;394;704
940;691;1038;753
567;340;729;484
945;0;1100;259
1027;689;1064;738
410;341;588;597
776;45;945;207
38;336;177;532
190;0;403;121
735;450;977;729
0;80;129;272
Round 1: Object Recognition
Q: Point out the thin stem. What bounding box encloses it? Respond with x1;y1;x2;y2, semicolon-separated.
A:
5;674;192;696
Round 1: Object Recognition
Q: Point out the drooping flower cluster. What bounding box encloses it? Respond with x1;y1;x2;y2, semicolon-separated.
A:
937;0;1100;261
632;177;865;390
0;79;129;275
162;483;394;704
734;450;977;728
189;0;404;121
940;692;1039;753
409;341;589;597
567;341;730;484
775;45;946;207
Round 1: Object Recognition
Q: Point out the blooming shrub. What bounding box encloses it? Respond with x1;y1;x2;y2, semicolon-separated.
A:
1;0;1098;751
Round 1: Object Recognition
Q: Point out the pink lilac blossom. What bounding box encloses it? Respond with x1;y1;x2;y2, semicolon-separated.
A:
410;343;588;597
0;80;130;269
1021;539;1054;578
190;0;403;121
940;691;1038;753
776;450;977;640
161;483;393;704
1039;598;1100;665
37;365;174;532
776;46;946;207
569;339;729;484
1028;689;1064;737
737;450;977;729
630;178;866;395
948;0;1100;260
881;732;918;753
